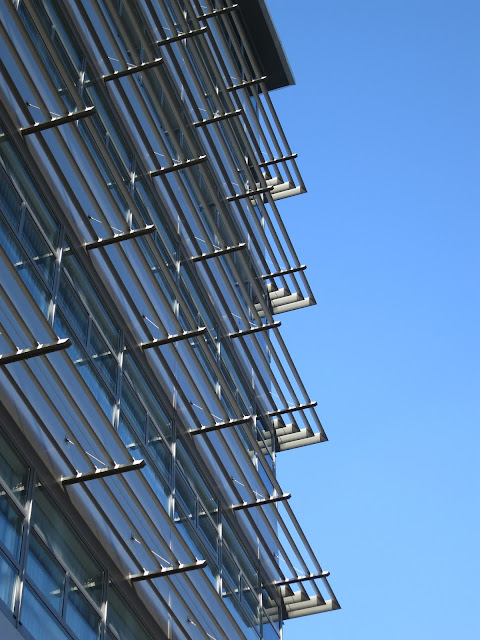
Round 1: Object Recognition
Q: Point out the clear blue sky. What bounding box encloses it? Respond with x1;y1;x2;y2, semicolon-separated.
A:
267;1;480;638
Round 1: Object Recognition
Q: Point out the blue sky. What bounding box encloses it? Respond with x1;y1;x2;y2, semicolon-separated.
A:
267;1;480;638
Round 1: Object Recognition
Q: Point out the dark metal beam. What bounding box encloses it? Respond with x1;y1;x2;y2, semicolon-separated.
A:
232;493;291;511
258;153;298;168
188;415;252;436
191;242;246;262
227;76;267;92
228;321;280;339
196;4;238;20
266;401;317;417
226;186;273;202
62;459;146;485
156;27;208;46
85;225;155;250
150;155;207;177
0;338;71;366
193;109;243;127
141;327;207;349
103;58;164;81
274;571;330;587
129;559;207;581
261;265;307;280
20;107;96;135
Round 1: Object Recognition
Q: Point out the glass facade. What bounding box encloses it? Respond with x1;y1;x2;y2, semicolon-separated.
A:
0;1;338;638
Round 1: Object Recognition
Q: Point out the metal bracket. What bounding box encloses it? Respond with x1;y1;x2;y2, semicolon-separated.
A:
141;327;207;349
267;401;317;417
188;415;252;436
196;4;238;20
156;26;208;46
226;185;273;202
228;321;280;339
129;559;207;581
85;225;155;250
274;571;330;587
150;155;207;177
258;153;298;168
62;459;146;485
261;265;307;280
193;109;243;127
232;493;291;511
0;338;71;366
103;58;164;81
191;242;246;262
20;107;96;135
227;76;267;91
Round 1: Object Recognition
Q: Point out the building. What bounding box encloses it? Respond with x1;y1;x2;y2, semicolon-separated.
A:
0;0;339;638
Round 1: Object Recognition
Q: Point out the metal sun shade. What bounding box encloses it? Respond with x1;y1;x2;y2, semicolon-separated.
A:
196;4;238;21
103;58;164;81
85;225;155;250
155;26;208;47
261;265;307;279
141;327;207;349
191;242;246;262
0;338;71;365
193;108;243;127
188;415;252;436
274;571;331;587
62;460;146;485
226;185;273;202
150;155;207;177
228;321;281;339
227;76;267;91
20;106;96;135
129;559;207;582
232;493;291;511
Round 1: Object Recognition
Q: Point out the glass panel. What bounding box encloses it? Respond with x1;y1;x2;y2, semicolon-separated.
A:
0;215;51;317
198;508;218;558
146;422;171;480
21;209;56;287
118;415;140;455
21;585;71;640
176;442;217;518
0;165;22;228
121;380;147;439
27;534;65;614
141;465;170;513
54;313;115;421
0;493;23;560
223;521;258;590
61;249;120;352
0;140;60;246
107;586;153;640
66;586;101;640
222;583;259;640
32;486;104;606
123;353;173;443
242;577;259;622
88;322;117;393
222;546;240;590
57;275;89;344
0;552;17;611
175;470;195;522
0;431;29;505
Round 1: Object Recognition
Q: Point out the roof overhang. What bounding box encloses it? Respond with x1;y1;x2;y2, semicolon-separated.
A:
236;0;295;90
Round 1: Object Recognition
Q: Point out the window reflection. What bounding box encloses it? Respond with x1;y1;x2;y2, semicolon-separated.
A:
0;553;17;611
0;494;23;561
32;486;104;607
66;587;101;640
26;534;65;614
